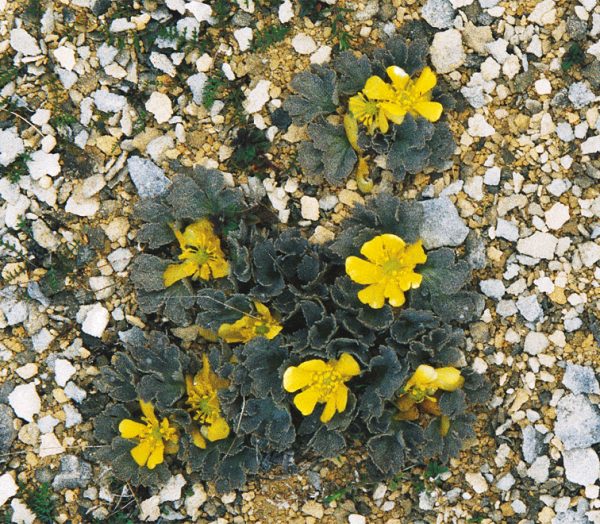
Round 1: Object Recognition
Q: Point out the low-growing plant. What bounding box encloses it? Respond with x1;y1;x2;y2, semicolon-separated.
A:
23;482;57;524
94;165;489;490
253;23;291;51
282;37;456;187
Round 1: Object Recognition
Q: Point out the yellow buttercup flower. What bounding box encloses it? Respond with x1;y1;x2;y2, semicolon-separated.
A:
395;365;464;422
163;219;229;287
283;353;360;423
385;66;443;123
345;234;427;309
119;400;179;469
217;301;282;343
348;67;443;135
185;354;230;449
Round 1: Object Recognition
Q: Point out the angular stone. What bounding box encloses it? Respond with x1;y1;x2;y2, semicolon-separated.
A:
563;448;600;486
8;383;40;422
52;455;93;489
562;363;600;395
419;197;469;249
127;156;171;198
555;394;600;450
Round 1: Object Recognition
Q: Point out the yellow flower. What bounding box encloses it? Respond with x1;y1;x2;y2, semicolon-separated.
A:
283;353;360;423
395;365;464;422
185;354;230;449
345;234;427;309
217;301;283;343
119;400;179;469
348;76;406;134
163;219;229;287
386;66;443;123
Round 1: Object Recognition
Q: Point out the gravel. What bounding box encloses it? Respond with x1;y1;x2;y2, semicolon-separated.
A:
419;197;469;249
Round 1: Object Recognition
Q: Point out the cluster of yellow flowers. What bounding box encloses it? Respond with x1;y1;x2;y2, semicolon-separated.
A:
120;221;461;469
348;66;443;135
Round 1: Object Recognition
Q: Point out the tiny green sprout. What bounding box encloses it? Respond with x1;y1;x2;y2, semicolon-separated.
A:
424;461;449;480
562;42;585;71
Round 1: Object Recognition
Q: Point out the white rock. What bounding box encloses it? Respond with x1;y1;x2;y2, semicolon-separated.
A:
16;364;38;380
92;90;126;113
581;136;600;155
486;39;509;64
464;176;483;200
146;92;173;124
468;114;495;137
81;303;109;338
0;127;25;167
465;472;488;494
97;43;118;67
496;218;519;241
480;279;505;300
278;0;294;22
64;382;86;403
524;332;548;355
26;151;60;180
185;484;208;519
0;473;18;507
517;232;558;260
8;383;41;422
579;241;600;268
310;45;332;65
430;29;465;73
139;496;161;521
32;328;54;352
544;202;569;230
150;52;176;77
484;166;501;185
292;33;317;54
159;474;187;503
10;498;36;524
527;455;550;483
107;248;133;272
244;80;271;113
54;359;76;387
517;295;543;322
10;28;41;56
534;78;552;95
234;27;253;51
38;415;59;434
196;53;213;72
39;432;64;457
348;515;366;524
146;135;175;163
556;122;575;142
563;448;600;486
300;196;319;221
110;18;136;32
186;1;212;21
528;0;556;25
53;46;76;71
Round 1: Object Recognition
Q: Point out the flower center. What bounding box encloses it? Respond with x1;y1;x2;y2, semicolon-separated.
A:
188;393;217;424
255;323;269;335
185;245;212;265
363;99;379;117
314;369;342;397
382;257;406;277
407;386;435;403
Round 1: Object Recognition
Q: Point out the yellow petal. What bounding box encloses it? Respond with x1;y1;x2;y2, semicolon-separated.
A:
348;94;367;119
413;101;443;122
345;256;383;285
283;366;313;392
357;283;386;309
198;327;219;342
406;365;437;390
413;67;437;96
320;396;337;423
344;113;360;152
208;257;229;279
381;102;406;125
356;156;373;194
205;417;230;441
296;359;328;373
139;400;158;425
146;440;165;470
384;281;407;307
119;419;147;439
439;415;451;437
266;323;283;339
253;301;270;319
197;262;211;280
164;259;197;287
360;234;406;264
334;353;360;379
183;219;215;245
335;384;348;412
433;368;464;391
363;76;396;100
130;438;153;467
293;386;321;416
386;65;410;90
191;428;207;449
377;108;389;134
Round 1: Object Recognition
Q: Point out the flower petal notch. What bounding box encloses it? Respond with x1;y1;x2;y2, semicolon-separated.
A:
284;353;360;423
119;400;179;469
346;234;427;309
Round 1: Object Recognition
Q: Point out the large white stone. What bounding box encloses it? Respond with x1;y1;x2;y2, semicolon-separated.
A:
278;0;294;22
292;33;317;55
524;332;548;355
39;432;65;457
544;202;569;230
244;80;271;113
563;448;600;486
517;232;558;260
430;29;465;73
233;27;253;52
54;359;76;387
581;136;600;155
0;127;25;167
145;92;173;124
26;151;61;179
81;303;109;338
8;383;41;422
53;46;76;70
10;28;41;55
467;114;495;137
0;473;18;507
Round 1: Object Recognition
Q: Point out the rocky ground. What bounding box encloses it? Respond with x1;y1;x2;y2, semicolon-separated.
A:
0;0;599;522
